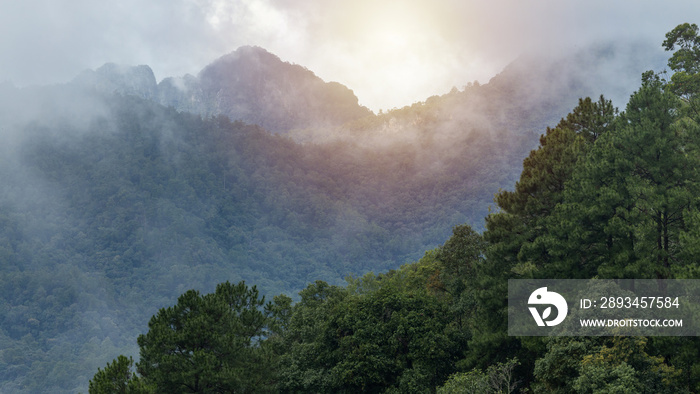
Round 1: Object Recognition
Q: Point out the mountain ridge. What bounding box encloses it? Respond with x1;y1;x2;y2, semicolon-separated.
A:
70;40;665;142
0;39;670;393
74;45;372;133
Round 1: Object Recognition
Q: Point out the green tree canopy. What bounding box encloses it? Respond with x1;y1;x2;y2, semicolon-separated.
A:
544;72;700;279
663;23;700;106
89;355;150;394
135;281;287;393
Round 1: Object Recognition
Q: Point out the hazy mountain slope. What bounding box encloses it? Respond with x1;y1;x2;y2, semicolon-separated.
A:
292;40;665;147
0;41;666;392
0;88;514;392
188;46;373;132
73;63;158;100
74;46;372;133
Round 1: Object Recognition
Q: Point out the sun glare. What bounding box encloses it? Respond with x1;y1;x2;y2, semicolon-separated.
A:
332;1;469;110
203;0;485;111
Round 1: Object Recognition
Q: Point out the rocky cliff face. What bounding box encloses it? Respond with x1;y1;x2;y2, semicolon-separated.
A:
73;63;158;100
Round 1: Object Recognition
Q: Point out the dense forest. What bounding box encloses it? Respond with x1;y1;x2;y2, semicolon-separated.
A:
86;23;700;393
0;89;509;392
0;47;532;392
0;22;684;394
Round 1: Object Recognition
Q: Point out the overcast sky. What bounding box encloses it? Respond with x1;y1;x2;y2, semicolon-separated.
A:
1;1;698;111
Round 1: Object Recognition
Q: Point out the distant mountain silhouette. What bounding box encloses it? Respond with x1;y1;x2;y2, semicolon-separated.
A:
75;46;372;133
291;40;665;151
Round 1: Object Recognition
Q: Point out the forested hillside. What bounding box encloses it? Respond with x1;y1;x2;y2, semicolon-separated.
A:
0;63;523;392
88;23;700;393
0;34;670;393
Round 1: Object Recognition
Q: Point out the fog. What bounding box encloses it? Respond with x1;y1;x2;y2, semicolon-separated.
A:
290;38;667;158
0;2;698;392
1;1;697;111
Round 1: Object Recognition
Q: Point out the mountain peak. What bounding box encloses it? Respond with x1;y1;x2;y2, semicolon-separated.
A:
72;47;371;133
168;46;371;132
202;46;283;73
230;45;280;60
73;63;157;99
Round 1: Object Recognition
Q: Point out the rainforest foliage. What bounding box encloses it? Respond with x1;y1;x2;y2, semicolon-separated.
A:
83;24;700;393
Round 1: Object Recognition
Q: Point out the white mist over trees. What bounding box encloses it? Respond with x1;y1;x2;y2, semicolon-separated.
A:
0;37;675;392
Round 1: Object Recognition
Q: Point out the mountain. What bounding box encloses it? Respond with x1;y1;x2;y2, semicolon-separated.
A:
74;46;372;133
292;40;666;146
0;41;667;392
73;63;158;100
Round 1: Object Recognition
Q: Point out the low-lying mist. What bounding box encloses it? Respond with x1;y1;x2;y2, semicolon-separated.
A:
0;37;669;393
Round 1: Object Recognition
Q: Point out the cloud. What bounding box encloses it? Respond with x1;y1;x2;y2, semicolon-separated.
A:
263;0;696;110
0;1;698;111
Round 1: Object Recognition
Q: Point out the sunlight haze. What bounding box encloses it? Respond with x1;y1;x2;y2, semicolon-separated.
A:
1;1;698;111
